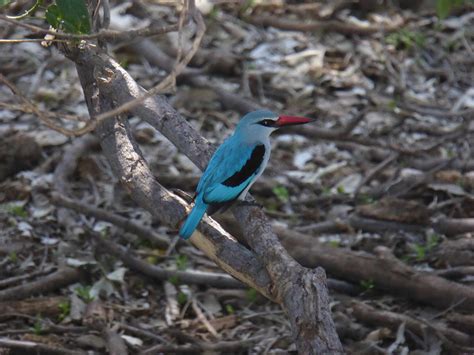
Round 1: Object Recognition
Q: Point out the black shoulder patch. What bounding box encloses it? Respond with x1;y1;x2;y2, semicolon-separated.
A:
222;144;265;187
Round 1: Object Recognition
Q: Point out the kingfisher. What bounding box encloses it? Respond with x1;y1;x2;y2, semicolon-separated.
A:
179;110;314;239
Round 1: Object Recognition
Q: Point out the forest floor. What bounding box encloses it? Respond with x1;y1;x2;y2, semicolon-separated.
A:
0;1;474;354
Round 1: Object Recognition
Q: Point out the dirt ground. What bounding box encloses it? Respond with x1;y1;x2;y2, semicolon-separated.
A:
0;0;473;354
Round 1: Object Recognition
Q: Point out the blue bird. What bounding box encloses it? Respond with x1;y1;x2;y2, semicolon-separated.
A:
179;110;314;239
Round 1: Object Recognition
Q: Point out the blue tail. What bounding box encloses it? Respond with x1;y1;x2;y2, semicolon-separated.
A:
179;196;207;239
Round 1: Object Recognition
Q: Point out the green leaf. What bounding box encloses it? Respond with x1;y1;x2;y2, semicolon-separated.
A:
225;304;235;314
146;255;158;264
8;251;17;263
58;301;71;321
3;203;28;218
413;244;426;261
168;275;180;285
0;0;12;8
177;292;187;305
57;0;91;34
272;186;289;203
32;318;43;335
75;285;94;303
436;0;450;19
46;0;91;34
175;254;188;271
45;4;61;29
427;234;440;250
360;279;375;291
436;0;469;19
245;288;258;303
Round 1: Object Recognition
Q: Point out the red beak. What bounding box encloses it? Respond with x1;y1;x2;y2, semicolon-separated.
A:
276;115;315;127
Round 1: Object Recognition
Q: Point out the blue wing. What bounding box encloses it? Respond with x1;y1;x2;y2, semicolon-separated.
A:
197;137;266;205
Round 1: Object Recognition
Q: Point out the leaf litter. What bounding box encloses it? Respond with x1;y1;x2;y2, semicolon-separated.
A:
0;0;473;353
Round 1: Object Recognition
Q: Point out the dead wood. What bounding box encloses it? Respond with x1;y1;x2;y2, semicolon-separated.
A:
117;323;165;343
126;39;260;114
122;7;260;114
356;197;430;225
53;135;98;227
53;135;98;196
0;73;92;137
0;268;53;289
104;328;128;355
436;266;474;280
276;227;474;312
64;42;343;353
51;193;169;249
0;14;176;43
91;230;244;289
0;337;86;355
349;214;426;234
1;1;473;353
142;337;263;354
0;297;67;319
409;157;474;172
433;238;474;267
447;313;474;336
333;311;369;341
0;131;42;181
351;301;474;349
246;15;403;35
294;219;351;235
0;267;83;302
69;47;274;299
160;41;242;76
294;212;472;241
432;217;474;237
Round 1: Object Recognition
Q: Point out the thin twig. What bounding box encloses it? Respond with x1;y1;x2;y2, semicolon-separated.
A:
191;298;219;338
89;230;246;289
355;153;399;195
90;7;206;126
0;7;204;138
0;14;179;41
0;73;93;136
0;38;69;43
51;192;170;248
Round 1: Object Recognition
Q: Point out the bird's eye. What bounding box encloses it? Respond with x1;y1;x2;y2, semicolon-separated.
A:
259;119;274;126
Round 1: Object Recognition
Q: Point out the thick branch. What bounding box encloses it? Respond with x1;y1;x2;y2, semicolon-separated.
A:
351;301;474;349
70;47;273;300
246;15;403;35
66;44;342;353
277;227;474;312
0;267;83;302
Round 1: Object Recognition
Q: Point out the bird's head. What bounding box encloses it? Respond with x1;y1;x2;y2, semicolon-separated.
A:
236;110;315;137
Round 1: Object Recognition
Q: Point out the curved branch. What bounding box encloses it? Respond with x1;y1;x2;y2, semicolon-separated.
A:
66;43;342;353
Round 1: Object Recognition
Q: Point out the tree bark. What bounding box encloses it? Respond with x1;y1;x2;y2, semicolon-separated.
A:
278;227;474;312
63;43;343;353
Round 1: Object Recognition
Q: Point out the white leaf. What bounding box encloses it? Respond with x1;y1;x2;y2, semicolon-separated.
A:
90;278;115;298
106;267;127;283
121;334;143;347
428;183;466;196
331;174;362;195
66;258;97;267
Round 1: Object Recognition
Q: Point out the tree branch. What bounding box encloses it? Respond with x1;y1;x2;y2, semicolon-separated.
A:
64;42;343;353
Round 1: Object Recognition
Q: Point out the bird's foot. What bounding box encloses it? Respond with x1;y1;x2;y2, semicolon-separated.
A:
237;200;263;209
